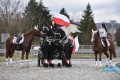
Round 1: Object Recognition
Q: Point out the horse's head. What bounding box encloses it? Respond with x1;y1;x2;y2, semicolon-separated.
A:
91;29;97;42
54;28;67;45
33;26;42;37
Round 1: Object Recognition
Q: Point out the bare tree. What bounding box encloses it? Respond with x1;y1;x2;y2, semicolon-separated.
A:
0;0;23;34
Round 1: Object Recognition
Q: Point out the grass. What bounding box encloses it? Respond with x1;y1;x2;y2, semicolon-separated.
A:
116;63;120;68
71;53;120;59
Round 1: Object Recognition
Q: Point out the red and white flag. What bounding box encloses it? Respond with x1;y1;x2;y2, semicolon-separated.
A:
53;13;70;27
69;36;80;54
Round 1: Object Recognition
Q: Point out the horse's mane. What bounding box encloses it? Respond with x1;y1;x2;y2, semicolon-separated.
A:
95;31;100;39
57;28;66;35
24;29;35;36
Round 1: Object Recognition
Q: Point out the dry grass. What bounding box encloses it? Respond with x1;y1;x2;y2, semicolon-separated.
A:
0;55;37;63
72;53;120;59
116;63;120;68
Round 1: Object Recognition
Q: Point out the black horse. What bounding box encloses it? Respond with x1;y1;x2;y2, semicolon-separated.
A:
53;28;74;67
41;24;56;67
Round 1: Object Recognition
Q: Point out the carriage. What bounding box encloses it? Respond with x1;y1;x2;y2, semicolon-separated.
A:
37;25;74;67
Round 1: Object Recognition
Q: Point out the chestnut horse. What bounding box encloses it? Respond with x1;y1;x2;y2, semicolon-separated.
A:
91;29;116;67
6;27;42;66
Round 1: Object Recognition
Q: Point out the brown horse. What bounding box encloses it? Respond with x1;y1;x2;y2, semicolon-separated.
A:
6;27;42;66
91;29;116;67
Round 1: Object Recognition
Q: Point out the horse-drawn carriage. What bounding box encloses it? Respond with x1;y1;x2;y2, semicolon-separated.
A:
37;25;74;67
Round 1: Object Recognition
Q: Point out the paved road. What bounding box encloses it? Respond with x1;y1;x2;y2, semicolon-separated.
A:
0;59;120;80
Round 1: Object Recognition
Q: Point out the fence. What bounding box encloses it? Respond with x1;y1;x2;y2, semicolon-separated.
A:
0;45;120;56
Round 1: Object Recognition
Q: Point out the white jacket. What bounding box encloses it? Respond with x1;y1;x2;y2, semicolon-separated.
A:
99;28;107;38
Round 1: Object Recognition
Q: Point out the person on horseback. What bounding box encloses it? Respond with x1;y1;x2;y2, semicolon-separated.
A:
15;33;22;50
98;23;108;50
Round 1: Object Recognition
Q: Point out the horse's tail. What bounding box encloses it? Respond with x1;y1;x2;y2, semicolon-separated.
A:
6;37;11;58
112;47;116;58
8;50;11;57
110;40;116;58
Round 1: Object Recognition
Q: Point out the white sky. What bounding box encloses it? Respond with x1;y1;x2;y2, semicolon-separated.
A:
24;0;120;23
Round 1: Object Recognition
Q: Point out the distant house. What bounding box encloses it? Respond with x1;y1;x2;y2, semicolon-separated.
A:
61;20;81;35
60;21;81;35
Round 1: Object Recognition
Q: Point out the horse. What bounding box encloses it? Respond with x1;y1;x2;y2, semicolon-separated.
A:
6;26;42;67
41;25;57;67
41;24;74;67
91;29;116;67
53;28;74;67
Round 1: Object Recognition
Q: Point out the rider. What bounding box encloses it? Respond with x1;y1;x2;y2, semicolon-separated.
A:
47;20;58;39
50;20;57;33
98;23;108;50
15;33;22;50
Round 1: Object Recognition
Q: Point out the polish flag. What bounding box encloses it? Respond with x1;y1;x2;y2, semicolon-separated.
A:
74;36;80;52
53;13;70;27
69;36;80;54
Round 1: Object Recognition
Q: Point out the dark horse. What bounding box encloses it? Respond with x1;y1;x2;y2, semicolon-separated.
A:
41;25;57;67
91;29;116;67
42;24;73;67
6;27;42;67
53;28;74;67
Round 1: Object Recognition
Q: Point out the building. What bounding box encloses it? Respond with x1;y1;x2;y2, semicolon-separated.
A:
60;21;81;35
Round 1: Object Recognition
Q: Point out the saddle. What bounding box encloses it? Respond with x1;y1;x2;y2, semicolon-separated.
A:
13;34;24;44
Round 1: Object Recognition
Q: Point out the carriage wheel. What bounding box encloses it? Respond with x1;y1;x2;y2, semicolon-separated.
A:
61;51;66;66
41;52;44;64
37;51;41;67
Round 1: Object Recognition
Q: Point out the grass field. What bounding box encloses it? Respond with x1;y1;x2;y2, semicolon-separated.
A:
0;55;37;63
71;53;120;59
116;63;120;68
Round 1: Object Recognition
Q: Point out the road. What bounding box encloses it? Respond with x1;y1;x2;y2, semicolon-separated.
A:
0;59;120;80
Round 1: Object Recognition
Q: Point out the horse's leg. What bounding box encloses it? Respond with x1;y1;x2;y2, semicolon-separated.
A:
43;49;48;67
6;41;11;66
49;50;55;67
104;50;109;66
69;52;72;67
26;51;30;67
6;48;9;66
9;49;14;66
20;50;25;67
99;52;102;67
109;49;113;66
94;51;97;67
56;49;62;68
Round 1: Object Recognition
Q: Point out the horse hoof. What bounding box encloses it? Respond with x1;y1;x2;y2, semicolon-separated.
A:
49;64;55;68
43;63;48;67
106;64;108;67
38;65;41;67
69;63;72;67
65;63;69;67
57;63;61;68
